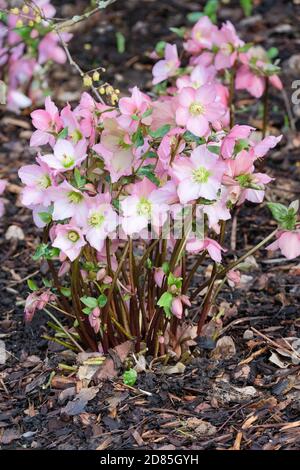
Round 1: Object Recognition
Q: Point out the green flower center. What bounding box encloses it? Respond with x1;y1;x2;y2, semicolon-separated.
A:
137;197;152;216
62;154;75;168
89;212;105;228
67;230;80;242
192;167;211;184
38;174;51;189
189;102;205;116
68;191;83;204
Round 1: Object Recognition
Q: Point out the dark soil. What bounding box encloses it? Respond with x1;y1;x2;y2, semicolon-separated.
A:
0;0;300;450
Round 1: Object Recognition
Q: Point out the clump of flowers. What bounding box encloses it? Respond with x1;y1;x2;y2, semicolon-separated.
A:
0;1;71;112
19;15;298;356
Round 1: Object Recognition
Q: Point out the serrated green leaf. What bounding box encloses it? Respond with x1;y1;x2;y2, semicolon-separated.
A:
60;287;71;297
142;108;153;119
267;202;288;222
157;291;173;318
187;12;203;23
137;165;160;185
149;124;171;139
240;0;253;16
82;307;92;315
155;40;166;57
115;31;126;54
267;47;279;60
204;0;219;23
132;127;144;147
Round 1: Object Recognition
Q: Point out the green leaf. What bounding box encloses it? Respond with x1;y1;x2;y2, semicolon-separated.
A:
80;296;98;309
155;40;166;57
97;294;107;308
74;168;85;188
57;127;68;139
27;279;38;291
240;0;253;16
187;12;203;23
267;47;279;60
157;291;173;318
238;43;253;53
33;245;59;260
115;31;126;54
14;25;32;40
38;212;52;224
267;202;288;222
149;124;171;139
123;368;137;386
169;27;186;38
204;0;219;23
207;145;220;155
42;278;52;288
162;262;170;275
137;165;160;185
132;127;144;147
60;287;71;298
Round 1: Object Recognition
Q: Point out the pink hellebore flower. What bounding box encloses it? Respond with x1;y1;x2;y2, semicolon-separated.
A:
212;21;244;70
152;43;180;85
171;145;225;204
221;125;255;159
267;231;300;260
93;118;136;183
40;139;87;172
121;178;169;236
184;16;217;55
52;224;86;262
50;181;89;226
30;96;62;147
186;237;225;263
118;86;152;131
18;161;53;207
176;85;225;137
84;196;117;252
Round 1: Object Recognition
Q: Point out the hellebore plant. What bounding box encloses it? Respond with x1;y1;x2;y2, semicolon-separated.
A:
0;1;71;112
19;15;298;357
